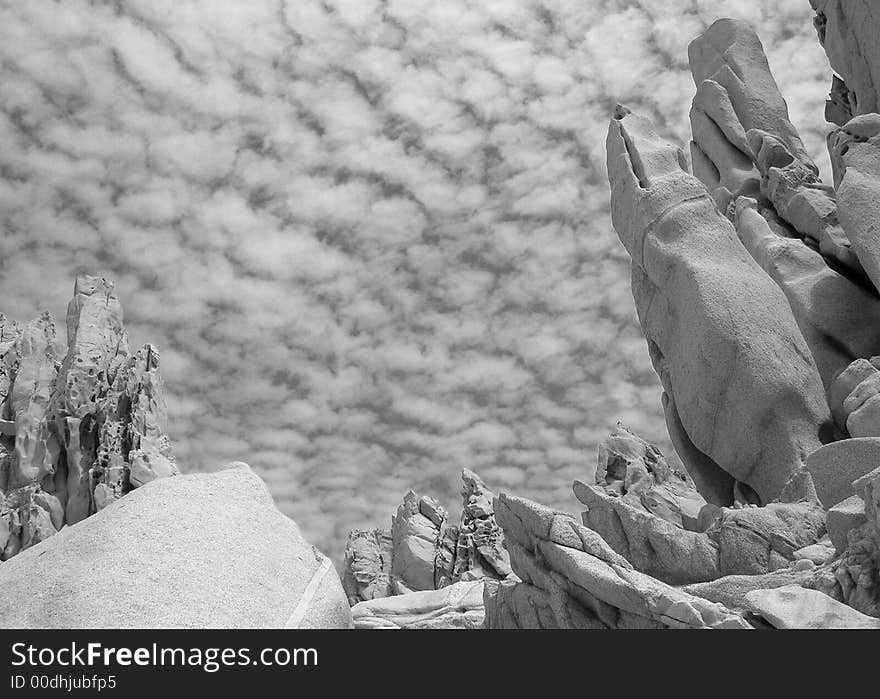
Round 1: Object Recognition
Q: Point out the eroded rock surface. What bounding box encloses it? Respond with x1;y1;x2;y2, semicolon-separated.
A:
350;580;485;629
595;424;705;530
0;277;177;561
746;585;880;629
827;495;867;553
484;494;750;629
576;478;825;585
809;465;880;616
342;529;394;605
607;103;830;506
343;469;512;605
811;1;880;122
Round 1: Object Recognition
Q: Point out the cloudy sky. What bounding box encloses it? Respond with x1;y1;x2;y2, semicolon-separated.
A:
0;0;833;560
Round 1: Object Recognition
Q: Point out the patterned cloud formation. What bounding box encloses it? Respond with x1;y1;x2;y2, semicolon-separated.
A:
0;0;832;559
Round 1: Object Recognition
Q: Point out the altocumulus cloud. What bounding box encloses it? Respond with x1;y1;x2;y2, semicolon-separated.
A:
0;0;831;559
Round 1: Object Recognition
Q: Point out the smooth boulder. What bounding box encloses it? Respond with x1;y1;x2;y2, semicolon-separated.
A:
0;463;351;629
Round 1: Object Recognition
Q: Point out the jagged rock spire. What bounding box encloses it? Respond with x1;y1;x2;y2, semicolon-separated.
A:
0;276;178;561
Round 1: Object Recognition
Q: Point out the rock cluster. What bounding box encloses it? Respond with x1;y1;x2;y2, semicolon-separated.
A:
0;277;350;628
483;4;880;630
8;3;880;632
343;469;512;628
344;469;511;604
483;493;749;629
0;276;177;561
808;464;880;616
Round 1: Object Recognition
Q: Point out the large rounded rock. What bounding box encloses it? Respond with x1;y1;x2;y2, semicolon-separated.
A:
0;464;351;629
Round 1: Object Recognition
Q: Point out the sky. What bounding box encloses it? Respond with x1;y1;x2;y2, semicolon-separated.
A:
0;0;834;561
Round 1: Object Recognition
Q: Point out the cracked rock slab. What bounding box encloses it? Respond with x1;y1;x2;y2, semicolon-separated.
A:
485;493;750;629
746;585;880;629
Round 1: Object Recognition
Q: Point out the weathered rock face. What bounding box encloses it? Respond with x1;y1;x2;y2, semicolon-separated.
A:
829;358;880;436
745;585;880;629
682;569;815;614
540;7;880;631
454;469;513;582
391;490;455;593
810;1;880;123
805;438;880;507
688;18;817;213
693;17;880;405
0;277;177;561
350;580;485;630
0;464;351;628
606;103;831;507
342;469;511;606
827;494;867;553
809;465;880;616
595;424;706;530
831;114;880;298
483;494;750;629
575;478;825;585
342;529;394;605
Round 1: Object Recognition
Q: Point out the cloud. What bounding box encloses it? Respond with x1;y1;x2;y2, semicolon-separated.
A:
0;0;833;560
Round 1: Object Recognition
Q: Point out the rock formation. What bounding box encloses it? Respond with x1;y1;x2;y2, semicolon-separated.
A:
574;426;826;585
810;1;880;123
808;464;880;616
483;493;749;629
350;580;485;630
606;101;831;506
594;423;706;530
343;469;512;606
0;464;351;628
7;2;880;632
486;3;880;630
745;585;880;629
342;528;394;603
0;276;178;561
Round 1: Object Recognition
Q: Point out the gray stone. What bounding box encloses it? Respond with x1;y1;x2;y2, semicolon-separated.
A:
688;19;816;210
350;469;510;600
486;493;750;629
831;115;880;295
792;543;834;565
745;585;880;629
342;528;394;605
810;1;880;119
574;478;825;585
805;437;880;507
391;490;448;593
807;465;880;616
452;469;512;582
683;569;814;613
0;464;352;628
830;359;879;433
607;105;831;505
733;197;880;395
350;580;485;629
594;423;706;530
827;495;867;553
0;277;178;561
